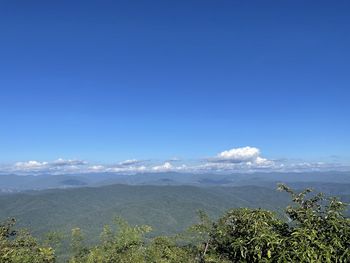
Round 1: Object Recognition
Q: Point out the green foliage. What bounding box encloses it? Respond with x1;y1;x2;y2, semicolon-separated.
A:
43;231;64;256
145;236;196;263
69;217;150;263
67;217;197;263
199;184;350;262
69;228;89;262
277;184;350;262
0;218;55;263
208;208;287;262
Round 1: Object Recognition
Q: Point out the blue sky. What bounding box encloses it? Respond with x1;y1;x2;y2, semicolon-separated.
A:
0;1;349;173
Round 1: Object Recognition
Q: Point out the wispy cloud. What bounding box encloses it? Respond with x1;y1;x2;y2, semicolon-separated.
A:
165;157;182;162
52;158;87;166
118;159;145;166
9;158;88;174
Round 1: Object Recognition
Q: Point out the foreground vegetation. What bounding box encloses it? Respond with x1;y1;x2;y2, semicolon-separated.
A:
1;185;349;262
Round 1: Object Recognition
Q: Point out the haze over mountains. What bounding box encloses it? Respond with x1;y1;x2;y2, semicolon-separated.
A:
1;171;350;193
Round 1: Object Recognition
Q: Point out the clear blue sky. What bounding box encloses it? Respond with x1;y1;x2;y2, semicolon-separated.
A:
0;1;349;165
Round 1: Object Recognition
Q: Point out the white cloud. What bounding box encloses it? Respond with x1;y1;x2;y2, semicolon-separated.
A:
52;158;87;166
166;157;181;162
88;165;105;171
209;146;275;168
15;161;48;170
118;159;143;166
218;146;260;162
152;162;173;171
110;165;147;173
12;159;87;174
255;156;274;166
135;165;147;172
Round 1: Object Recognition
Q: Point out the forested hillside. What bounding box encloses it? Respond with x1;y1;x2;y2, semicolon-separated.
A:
0;185;292;240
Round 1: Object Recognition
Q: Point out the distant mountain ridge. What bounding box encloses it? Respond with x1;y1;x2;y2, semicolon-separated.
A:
1;171;350;192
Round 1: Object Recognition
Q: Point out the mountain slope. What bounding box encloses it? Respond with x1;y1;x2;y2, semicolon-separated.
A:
0;184;291;240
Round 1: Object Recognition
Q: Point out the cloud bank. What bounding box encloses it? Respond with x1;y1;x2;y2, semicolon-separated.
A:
1;146;349;175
